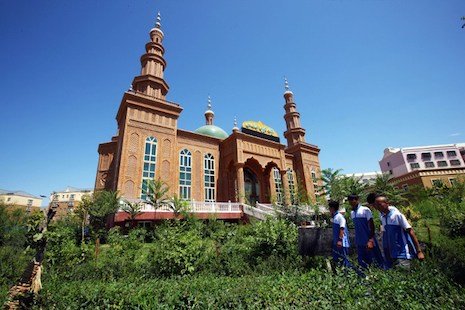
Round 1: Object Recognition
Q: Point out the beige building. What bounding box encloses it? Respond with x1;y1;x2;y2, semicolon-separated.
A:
50;186;93;219
95;14;322;217
0;189;42;211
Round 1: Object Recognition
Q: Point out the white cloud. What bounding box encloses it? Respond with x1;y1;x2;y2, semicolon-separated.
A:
450;133;461;137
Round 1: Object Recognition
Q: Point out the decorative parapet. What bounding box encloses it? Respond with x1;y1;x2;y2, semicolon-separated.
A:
389;168;465;184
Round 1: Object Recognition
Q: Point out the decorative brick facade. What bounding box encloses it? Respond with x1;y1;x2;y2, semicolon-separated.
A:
95;14;322;207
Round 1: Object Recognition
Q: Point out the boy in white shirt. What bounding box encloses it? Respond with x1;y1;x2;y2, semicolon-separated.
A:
329;200;350;266
375;195;425;269
349;194;384;268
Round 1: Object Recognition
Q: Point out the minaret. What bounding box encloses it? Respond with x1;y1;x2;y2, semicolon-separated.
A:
204;96;214;125
283;78;306;147
131;12;169;99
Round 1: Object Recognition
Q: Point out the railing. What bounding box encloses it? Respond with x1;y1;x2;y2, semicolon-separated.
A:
119;200;242;213
242;204;275;220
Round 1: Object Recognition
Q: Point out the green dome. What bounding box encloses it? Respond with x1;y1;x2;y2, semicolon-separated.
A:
195;125;229;139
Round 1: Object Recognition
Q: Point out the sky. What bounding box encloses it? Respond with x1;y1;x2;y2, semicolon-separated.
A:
0;0;464;206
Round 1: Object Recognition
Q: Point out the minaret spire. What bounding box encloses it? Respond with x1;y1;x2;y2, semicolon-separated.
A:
283;77;306;147
131;11;169;99
155;11;161;29
204;96;214;125
232;116;239;132
284;77;291;92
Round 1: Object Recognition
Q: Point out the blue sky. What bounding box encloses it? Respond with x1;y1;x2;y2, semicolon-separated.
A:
0;0;464;205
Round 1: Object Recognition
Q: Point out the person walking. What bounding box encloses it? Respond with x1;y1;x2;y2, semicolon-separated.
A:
349;194;384;268
329;200;350;267
375;194;425;269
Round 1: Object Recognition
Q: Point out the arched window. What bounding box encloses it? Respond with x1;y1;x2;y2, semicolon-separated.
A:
141;136;157;200
179;149;192;200
311;168;318;184
204;154;215;202
287;168;296;205
273;167;283;204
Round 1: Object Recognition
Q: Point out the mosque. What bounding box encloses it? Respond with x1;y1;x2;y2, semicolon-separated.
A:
94;13;322;209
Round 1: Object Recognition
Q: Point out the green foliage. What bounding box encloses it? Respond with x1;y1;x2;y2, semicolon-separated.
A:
144;178;170;208
276;204;311;225
121;199;143;225
440;202;465;238
149;221;218;276
370;173;407;206
44;217;88;274
399;205;421;223
168;194;190;217
431;236;465;284
318;168;346;202
35;264;465;309
0;202;39;304
76;190;120;239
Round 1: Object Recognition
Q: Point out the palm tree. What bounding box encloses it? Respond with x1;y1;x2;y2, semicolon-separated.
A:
121;200;143;228
169;194;189;218
370;173;406;206
319;168;342;196
318;168;346;202
342;174;368;197
144;178;170;209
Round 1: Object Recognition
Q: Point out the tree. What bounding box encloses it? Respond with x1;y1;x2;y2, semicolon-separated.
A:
370;173;406;206
144;178;170;209
169;194;190;218
121;200;143;228
88;190;120;239
75;194;92;244
319;168;342;197
317;168;347;203
342;174;368;197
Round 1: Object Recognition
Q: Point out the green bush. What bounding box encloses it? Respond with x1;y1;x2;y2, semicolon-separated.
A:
411;199;441;219
430;235;465;284
0;203;42;304
35;265;465;309
440;203;465;238
149;221;219;276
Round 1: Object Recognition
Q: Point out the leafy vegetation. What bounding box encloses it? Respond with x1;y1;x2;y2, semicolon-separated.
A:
35;265;465;309
0;203;42;303
3;179;465;307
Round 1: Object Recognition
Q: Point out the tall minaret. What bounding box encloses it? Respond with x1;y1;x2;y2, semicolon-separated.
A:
204;96;214;125
132;12;169;99
283;78;306;147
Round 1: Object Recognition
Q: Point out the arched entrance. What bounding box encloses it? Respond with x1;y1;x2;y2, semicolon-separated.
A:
244;167;260;205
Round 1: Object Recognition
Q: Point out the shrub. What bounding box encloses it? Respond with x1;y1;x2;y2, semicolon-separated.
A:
149;221;218;276
430;235;465;284
439;202;465;238
35;265;465;309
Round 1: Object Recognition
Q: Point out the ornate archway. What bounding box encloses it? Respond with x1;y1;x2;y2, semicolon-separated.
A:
242;157;268;204
244;167;260;205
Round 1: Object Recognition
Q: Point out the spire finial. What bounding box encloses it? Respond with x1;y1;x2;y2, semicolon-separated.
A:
156;11;161;28
207;95;212;110
284;76;290;91
233;116;239;132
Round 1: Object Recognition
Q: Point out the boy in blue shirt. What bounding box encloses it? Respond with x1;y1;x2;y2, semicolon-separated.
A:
329;200;350;266
375;195;424;269
349;194;384;268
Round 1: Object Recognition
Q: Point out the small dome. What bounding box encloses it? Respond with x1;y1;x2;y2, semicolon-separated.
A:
195;125;228;139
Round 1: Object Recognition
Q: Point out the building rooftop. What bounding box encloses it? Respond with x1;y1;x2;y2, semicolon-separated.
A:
52;186;93;194
386;143;465;153
0;189;41;199
194;125;229;139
